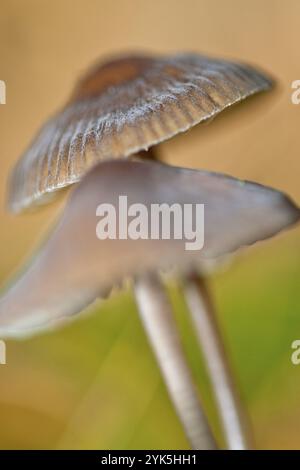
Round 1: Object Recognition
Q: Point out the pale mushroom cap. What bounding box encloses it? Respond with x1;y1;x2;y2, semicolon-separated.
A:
9;53;273;213
1;159;298;338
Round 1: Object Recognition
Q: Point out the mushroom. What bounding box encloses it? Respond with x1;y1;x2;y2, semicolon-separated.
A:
3;53;298;449
9;53;273;212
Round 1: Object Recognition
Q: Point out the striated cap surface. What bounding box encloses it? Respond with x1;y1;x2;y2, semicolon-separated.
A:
9;53;273;212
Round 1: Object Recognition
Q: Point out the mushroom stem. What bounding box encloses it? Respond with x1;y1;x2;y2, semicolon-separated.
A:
182;272;251;450
134;272;217;450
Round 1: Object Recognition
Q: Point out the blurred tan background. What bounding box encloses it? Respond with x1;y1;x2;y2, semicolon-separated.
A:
0;0;299;449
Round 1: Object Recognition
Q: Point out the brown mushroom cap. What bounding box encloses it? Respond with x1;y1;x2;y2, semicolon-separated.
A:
1;159;298;337
9;53;273;213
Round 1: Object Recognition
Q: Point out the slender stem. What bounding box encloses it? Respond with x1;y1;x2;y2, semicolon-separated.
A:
182;272;252;450
134;272;217;450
